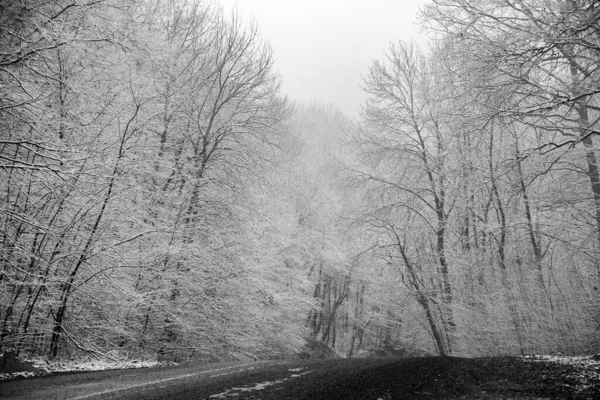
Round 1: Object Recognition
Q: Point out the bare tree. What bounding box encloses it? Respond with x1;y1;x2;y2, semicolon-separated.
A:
349;41;459;355
423;0;600;248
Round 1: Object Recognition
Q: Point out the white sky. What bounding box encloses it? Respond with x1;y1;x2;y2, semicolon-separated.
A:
219;0;429;118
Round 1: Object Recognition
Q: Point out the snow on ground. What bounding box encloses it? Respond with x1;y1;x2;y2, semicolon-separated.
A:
0;355;161;381
0;371;39;380
208;367;313;399
523;354;600;367
522;354;600;394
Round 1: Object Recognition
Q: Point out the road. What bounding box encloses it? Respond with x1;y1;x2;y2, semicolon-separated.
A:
0;360;283;399
3;355;598;399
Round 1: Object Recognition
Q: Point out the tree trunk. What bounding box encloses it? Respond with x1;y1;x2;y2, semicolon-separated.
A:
49;102;139;358
393;229;448;356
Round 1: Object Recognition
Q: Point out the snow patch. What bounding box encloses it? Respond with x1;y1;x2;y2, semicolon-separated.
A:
522;354;600;394
209;368;313;398
523;354;600;366
290;371;313;378
209;379;286;398
0;357;161;381
0;371;38;380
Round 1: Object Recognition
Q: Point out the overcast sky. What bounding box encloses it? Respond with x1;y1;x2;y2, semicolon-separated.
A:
219;0;429;118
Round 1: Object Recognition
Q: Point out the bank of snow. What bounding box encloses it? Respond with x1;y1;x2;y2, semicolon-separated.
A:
0;354;161;381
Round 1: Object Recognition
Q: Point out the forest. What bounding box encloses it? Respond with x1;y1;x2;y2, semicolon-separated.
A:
0;0;599;364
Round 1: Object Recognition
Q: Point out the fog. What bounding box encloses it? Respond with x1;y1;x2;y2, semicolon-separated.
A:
219;0;428;117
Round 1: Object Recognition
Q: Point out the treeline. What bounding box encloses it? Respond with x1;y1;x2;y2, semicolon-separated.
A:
2;0;598;363
277;0;600;356
344;0;600;356
0;0;309;361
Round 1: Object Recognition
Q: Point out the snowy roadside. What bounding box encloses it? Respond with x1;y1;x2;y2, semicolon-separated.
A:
0;355;162;381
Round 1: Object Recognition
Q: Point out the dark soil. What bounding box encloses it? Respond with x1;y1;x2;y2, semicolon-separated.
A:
247;356;600;399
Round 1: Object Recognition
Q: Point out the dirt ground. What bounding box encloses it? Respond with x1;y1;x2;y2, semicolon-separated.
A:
232;355;600;399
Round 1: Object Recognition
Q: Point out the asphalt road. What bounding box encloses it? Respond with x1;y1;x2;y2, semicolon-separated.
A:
0;360;283;399
0;358;402;400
